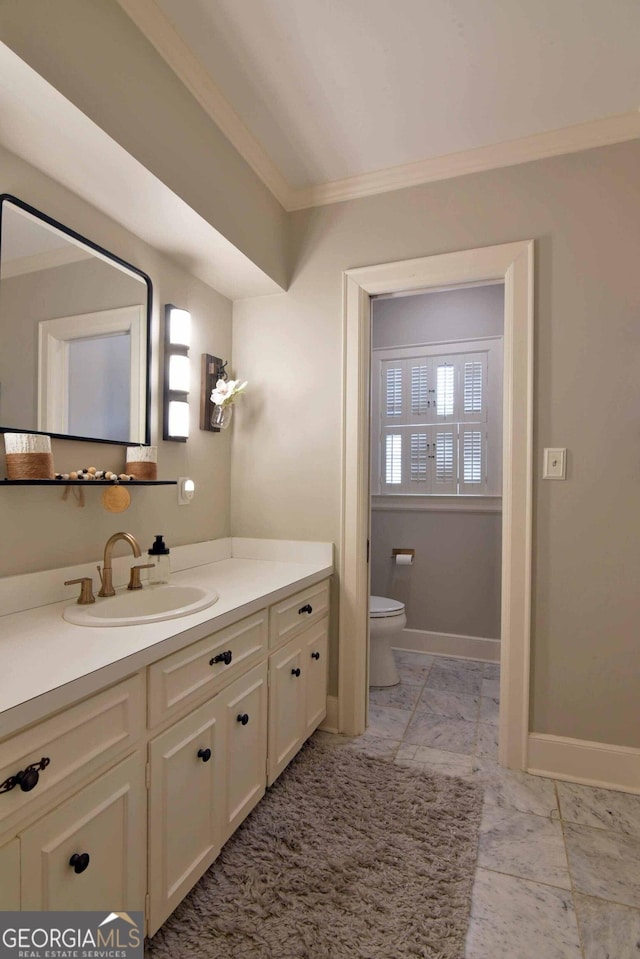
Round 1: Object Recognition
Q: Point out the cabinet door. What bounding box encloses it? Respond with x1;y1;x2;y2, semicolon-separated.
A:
148;698;223;937
20;752;146;912
0;839;20;909
220;663;268;845
303;620;329;737
268;642;305;785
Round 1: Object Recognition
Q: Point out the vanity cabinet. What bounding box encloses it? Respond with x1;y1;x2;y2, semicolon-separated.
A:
267;581;330;785
0;574;330;938
0;840;20;909
148;695;224;933
21;752;146;911
147;660;268;934
268;619;328;785
218;662;268;844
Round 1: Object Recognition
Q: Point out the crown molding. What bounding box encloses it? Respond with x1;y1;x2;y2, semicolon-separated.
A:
115;0;293;210
288;110;640;210
114;0;640;214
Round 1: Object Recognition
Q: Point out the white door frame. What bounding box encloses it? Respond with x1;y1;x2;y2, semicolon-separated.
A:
338;240;534;770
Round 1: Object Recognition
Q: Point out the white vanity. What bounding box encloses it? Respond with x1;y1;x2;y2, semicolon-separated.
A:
0;538;333;936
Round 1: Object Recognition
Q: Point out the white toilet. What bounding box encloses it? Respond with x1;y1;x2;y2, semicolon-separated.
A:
369;596;406;687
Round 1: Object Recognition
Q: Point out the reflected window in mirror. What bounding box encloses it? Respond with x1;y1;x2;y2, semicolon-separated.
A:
0;194;152;445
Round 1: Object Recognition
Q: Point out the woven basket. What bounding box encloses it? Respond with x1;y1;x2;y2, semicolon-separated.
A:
125;460;157;481
126;445;157;481
4;433;54;479
6;452;54;480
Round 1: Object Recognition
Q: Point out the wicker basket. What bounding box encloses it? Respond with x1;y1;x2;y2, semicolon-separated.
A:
125;445;157;481
4;434;54;480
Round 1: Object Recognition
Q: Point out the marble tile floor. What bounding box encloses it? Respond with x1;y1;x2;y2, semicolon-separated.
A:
317;650;640;959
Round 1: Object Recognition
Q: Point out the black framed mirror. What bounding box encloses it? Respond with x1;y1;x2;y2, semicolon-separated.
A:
0;194;152;445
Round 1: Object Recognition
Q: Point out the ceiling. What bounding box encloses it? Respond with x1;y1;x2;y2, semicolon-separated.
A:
119;0;640;209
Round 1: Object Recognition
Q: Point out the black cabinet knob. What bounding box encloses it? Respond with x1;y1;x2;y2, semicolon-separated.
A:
1;757;51;795
291;667;301;677
69;853;90;874
298;604;313;615
197;748;211;763
210;650;233;666
311;651;321;660
237;713;249;725
18;767;40;792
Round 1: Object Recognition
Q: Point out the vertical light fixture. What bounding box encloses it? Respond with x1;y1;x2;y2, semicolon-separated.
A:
163;304;191;441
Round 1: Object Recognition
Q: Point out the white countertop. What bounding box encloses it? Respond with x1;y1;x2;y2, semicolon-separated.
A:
0;539;333;738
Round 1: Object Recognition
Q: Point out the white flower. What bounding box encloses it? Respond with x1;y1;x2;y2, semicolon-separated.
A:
210;378;247;407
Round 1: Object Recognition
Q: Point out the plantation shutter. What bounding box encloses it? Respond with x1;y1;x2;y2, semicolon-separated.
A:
382;361;404;420
373;341;498;496
460;353;488;423
409;431;429;487
459;426;487;494
434;358;456;420
383;433;403;486
433;428;457;493
409;360;430;420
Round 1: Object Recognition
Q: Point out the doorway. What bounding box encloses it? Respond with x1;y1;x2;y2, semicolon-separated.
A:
338;241;534;770
370;282;503;658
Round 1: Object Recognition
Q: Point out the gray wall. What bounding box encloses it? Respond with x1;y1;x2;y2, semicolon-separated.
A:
370;510;502;639
232;140;640;749
372;283;505;348
371;284;504;640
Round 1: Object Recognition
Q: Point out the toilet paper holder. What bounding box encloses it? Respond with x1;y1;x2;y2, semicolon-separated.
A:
392;548;415;565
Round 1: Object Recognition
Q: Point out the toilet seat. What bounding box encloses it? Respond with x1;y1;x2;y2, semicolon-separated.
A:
370;595;405;619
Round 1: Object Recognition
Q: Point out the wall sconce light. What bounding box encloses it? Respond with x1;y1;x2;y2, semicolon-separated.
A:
163;305;191;441
200;353;228;433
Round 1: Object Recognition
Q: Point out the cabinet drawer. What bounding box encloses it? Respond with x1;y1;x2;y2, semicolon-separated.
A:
0;674;145;830
148;611;267;728
269;579;330;650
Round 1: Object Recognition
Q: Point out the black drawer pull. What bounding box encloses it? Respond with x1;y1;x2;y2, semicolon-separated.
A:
311;651;321;660
210;650;233;666
298;604;313;615
291;667;301;677
69;852;90;874
237;713;249;726
0;757;50;795
197;748;212;763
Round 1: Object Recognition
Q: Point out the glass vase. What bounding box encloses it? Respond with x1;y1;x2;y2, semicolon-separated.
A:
211;403;233;430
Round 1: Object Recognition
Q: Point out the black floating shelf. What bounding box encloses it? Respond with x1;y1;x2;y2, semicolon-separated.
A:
3;479;177;486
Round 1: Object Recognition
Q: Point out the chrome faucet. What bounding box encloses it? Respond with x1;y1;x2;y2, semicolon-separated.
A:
97;531;142;597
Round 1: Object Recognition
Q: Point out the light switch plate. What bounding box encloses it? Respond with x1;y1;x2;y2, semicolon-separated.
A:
543;448;566;480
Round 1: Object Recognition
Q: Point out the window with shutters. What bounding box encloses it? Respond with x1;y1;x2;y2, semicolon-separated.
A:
372;338;502;498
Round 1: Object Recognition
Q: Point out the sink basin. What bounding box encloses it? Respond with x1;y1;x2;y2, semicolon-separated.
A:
63;584;218;627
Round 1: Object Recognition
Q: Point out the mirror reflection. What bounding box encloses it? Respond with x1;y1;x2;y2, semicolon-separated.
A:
0;195;152;445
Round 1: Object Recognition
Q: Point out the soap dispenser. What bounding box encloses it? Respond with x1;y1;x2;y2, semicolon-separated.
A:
148;534;170;585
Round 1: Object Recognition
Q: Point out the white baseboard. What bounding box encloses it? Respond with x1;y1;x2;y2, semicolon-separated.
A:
394;627;500;663
320;695;339;734
527;732;640;794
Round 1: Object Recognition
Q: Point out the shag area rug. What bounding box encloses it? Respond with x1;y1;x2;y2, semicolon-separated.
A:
146;738;483;959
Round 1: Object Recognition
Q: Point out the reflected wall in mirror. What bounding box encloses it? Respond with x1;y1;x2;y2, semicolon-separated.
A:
0;194;152;445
